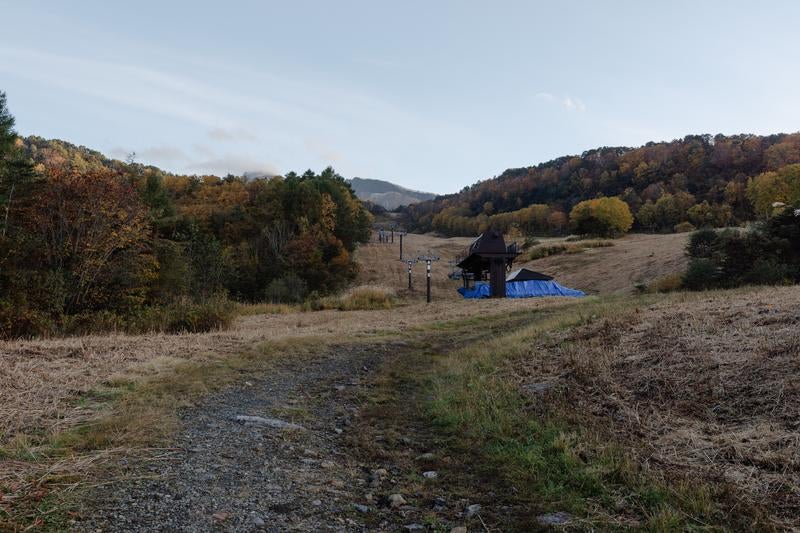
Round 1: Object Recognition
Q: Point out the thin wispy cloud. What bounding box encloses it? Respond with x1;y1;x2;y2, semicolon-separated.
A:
0;45;476;186
535;92;586;112
109;145;188;164
207;127;258;142
304;137;346;166
187;154;279;177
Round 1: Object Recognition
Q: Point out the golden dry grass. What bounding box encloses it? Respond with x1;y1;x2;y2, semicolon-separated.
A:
0;287;560;451
357;231;690;298
510;285;800;528
1;229;785;527
355;232;474;301
521;232;690;294
309;284;398;310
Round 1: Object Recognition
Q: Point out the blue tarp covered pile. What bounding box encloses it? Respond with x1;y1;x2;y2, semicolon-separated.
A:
457;280;585;299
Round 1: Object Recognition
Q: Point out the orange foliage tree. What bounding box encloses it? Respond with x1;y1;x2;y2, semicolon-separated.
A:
22;168;151;312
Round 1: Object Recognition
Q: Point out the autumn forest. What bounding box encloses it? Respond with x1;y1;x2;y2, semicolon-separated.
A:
403;132;800;237
3;89;800;339
0;93;373;338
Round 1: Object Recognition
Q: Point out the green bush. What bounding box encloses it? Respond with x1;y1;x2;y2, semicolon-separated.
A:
745;258;794;285
0;300;56;339
264;273;309;304
686;228;718;259
674;221;696;233
0;295;236;339
152;295;236;333
683;259;719;291
61;310;126;336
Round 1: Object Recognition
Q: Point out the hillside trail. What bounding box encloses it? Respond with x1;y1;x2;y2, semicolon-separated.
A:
77;315;533;532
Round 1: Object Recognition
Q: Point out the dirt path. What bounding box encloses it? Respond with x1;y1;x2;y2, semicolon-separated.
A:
76;317;533;532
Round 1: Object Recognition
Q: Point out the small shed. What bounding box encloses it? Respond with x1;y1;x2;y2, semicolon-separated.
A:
456;230;521;298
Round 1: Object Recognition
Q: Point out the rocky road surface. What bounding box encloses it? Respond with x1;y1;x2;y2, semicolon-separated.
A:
76;335;507;532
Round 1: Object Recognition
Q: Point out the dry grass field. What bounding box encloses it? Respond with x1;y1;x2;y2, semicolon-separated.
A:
0;294;557;450
357;231;690;298
519;232;690;294
0;231;701;470
514;286;800;527
3;230;798;529
429;286;800;528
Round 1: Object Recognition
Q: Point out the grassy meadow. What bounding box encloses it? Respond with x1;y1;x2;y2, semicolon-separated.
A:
2;232;798;530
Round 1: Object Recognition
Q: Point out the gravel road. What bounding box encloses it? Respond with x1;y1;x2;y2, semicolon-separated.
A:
76;337;492;532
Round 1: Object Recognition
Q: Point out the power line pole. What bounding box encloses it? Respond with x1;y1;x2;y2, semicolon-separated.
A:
426;260;431;303
406;259;416;290
398;229;407;260
417;252;440;304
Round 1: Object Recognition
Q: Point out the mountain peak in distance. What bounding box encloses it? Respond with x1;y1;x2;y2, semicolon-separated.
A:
348;177;436;209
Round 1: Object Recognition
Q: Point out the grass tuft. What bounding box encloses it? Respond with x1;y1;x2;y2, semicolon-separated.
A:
305;285;398;311
529;240;614;260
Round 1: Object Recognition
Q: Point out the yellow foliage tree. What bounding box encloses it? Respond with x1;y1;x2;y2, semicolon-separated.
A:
569;197;633;237
747;164;800;218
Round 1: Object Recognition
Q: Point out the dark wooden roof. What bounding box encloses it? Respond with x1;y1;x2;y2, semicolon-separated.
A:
456;230;521;270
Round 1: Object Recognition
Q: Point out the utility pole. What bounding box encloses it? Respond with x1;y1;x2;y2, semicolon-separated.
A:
426;260;431;303
398;229;407;260
406;259;416;290
417;252;440;304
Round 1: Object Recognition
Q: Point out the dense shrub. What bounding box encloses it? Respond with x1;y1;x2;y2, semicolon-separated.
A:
686;228;718;258
674;221;696;233
152;295;236;334
745;258;794;285
683;206;800;290
264;273;308;304
683;259;719;290
529;240;614;260
0;295;236;338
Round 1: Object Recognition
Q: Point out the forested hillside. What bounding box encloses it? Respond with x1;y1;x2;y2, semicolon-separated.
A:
0;95;372;338
403;133;800;236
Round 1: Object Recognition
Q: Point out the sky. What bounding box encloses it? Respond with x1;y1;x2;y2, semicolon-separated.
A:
2;1;800;194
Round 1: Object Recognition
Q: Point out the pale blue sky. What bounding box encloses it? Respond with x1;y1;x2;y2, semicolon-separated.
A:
2;1;800;193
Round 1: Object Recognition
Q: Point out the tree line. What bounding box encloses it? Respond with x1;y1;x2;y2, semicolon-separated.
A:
403;133;800;236
0;92;372;338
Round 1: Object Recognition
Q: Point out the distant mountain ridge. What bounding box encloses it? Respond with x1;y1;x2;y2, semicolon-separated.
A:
348;177;436;210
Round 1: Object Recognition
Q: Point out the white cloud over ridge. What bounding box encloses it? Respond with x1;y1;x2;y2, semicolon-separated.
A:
0;45;471;186
187;154;279;178
536;92;586;112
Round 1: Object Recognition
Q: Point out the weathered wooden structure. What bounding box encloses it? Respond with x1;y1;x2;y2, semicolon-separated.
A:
456;230;521;298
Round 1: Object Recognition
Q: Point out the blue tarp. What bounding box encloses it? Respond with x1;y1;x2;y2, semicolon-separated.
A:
458;280;585;299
